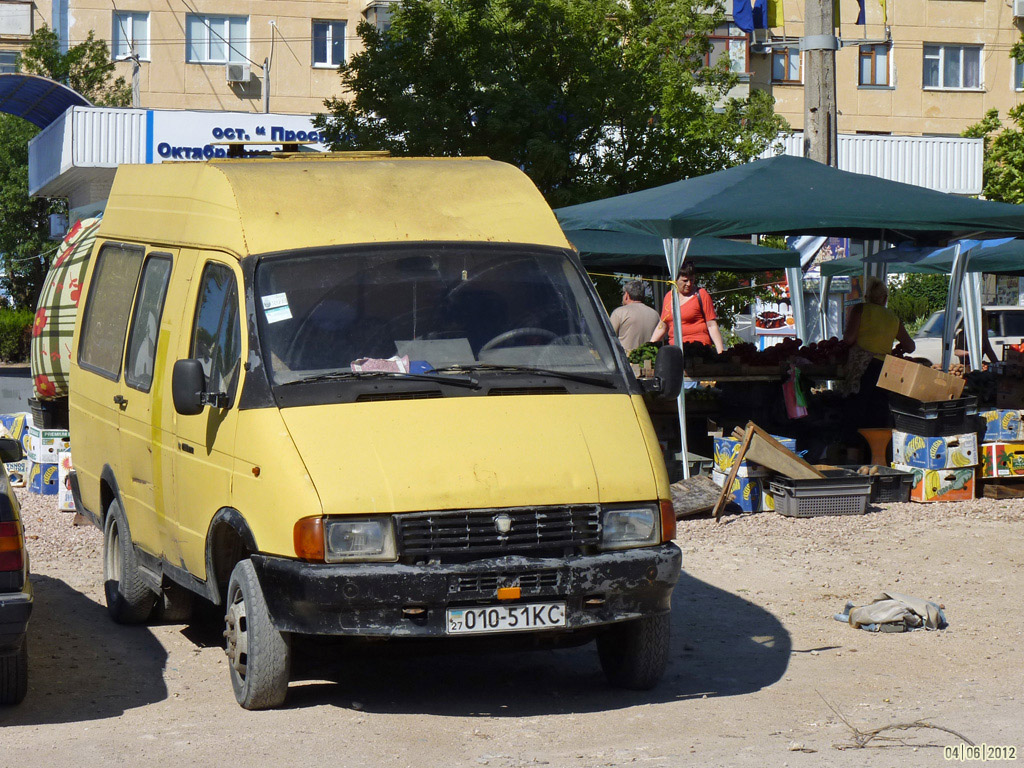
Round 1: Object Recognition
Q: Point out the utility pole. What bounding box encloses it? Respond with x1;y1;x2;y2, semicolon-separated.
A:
802;0;838;167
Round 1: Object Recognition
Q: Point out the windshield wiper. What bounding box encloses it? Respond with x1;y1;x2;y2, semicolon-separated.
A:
279;370;481;389
432;364;617;389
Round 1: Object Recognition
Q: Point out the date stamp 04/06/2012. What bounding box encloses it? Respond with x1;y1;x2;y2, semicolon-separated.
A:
944;744;1017;762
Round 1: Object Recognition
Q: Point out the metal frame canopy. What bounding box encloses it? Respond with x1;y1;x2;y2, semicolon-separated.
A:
563;228;799;272
0;74;91;129
554;154;1024;244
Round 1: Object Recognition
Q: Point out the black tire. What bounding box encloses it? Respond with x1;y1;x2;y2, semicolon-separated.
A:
597;614;670;691
224;560;291;710
153;581;195;624
0;637;28;706
102;500;156;624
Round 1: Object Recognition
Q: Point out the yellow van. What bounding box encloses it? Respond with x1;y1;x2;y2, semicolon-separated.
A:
68;154;684;709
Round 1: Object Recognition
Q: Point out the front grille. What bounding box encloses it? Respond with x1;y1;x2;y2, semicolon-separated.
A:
449;570;560;595
395;505;601;557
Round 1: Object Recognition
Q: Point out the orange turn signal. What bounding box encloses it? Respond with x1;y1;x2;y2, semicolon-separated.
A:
497;586;521;601
659;500;676;542
293;517;325;562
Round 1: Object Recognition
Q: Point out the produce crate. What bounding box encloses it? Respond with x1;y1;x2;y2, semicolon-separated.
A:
888;394;978;437
769;470;873;518
839;465;915;503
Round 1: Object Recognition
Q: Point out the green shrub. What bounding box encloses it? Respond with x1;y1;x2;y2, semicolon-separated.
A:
0;308;33;362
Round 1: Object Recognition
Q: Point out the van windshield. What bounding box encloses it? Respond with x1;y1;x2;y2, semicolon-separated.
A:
253;245;619;386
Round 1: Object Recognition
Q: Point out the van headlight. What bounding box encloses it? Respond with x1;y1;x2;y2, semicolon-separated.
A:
600;505;660;550
324;517;398;562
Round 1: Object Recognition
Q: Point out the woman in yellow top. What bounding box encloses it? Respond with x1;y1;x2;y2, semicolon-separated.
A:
843;276;916;428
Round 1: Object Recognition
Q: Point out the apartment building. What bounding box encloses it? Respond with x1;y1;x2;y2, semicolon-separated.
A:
0;1;395;113
746;0;1024;136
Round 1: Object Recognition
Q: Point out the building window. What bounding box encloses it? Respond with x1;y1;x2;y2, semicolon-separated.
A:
312;20;346;67
0;51;18;74
186;14;248;64
923;44;981;90
1015;58;1023;91
363;2;393;33
772;48;801;84
858;44;890;86
112;11;149;60
707;24;749;75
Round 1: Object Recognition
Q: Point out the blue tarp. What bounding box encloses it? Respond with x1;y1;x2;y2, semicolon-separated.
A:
0;73;91;129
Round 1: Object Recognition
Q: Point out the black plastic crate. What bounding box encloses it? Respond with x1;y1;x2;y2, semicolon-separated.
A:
769;469;873;517
839;465;914;503
889;394;978;437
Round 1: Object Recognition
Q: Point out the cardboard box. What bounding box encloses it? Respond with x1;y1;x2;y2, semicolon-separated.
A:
877;356;965;402
28;461;59;495
24;425;70;465
57;451;75;511
4;459;28;487
892;430;978;470
978;409;1024;442
893;463;976;503
712;470;763;513
0;413;30;453
761;489;775;512
712;434;797;475
979;442;1024;478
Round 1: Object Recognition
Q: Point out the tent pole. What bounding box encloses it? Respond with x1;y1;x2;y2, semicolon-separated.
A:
941;243;966;372
820;274;832;339
961;272;983;371
663;237;692;480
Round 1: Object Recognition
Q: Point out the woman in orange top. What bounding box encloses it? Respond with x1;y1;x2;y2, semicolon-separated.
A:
650;263;725;353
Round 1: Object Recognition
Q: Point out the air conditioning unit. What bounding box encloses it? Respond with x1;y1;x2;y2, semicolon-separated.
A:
225;62;250;83
1015;0;1024;18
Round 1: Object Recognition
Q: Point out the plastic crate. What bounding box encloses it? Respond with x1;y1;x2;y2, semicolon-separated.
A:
888;394;978;437
839;465;915;503
769;470;873;517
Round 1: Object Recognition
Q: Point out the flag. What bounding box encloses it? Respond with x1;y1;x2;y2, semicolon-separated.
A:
733;0;754;32
880;0;887;25
856;0;865;24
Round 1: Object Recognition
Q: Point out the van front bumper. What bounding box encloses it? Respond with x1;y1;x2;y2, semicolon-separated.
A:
251;543;681;638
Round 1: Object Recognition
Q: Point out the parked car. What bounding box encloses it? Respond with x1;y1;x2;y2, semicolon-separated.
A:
0;437;30;705
68;155;685;710
913;306;1024;365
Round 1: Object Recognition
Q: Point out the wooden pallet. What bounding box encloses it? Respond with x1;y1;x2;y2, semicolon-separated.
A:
980;479;1024;499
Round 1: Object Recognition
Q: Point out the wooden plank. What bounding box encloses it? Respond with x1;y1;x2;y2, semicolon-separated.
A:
742;423;825;481
670;474;721;518
981;480;1024;499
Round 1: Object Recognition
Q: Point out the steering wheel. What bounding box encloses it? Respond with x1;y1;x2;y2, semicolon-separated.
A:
479;327;558;353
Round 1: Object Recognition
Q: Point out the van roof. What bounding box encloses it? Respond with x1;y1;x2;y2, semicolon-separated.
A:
99;156;570;257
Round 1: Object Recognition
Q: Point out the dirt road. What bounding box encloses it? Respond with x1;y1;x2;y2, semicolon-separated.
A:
2;490;1021;767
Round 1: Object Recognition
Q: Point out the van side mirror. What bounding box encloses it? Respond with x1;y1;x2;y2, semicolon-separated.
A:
653;345;684;400
0;437;23;463
172;359;207;416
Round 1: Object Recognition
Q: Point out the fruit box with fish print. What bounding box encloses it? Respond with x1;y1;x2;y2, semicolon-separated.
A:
892;463;976;502
892;430;978;470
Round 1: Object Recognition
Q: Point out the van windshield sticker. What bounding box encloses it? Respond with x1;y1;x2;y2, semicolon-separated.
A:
264;305;292;324
262;293;289;310
262;293;292;324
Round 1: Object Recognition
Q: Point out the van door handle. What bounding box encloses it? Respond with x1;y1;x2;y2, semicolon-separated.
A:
179;442;195;454
113;394;128;409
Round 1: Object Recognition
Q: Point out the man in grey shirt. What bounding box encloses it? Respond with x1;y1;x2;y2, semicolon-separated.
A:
609;281;660;353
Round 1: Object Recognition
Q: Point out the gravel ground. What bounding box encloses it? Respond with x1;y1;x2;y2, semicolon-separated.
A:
5;487;1024;767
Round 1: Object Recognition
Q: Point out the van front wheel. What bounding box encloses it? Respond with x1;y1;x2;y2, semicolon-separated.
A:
597;614;670;691
103;500;156;624
224;560;291;710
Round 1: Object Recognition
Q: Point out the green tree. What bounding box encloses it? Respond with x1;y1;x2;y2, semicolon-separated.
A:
888;273;950;326
314;0;788;207
0;26;130;308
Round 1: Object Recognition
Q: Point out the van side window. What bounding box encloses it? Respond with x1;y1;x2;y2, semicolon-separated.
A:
124;255;173;392
191;263;242;404
78;244;145;378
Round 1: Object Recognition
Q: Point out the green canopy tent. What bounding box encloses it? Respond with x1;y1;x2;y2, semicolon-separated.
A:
555;155;1024;477
564;228;799;273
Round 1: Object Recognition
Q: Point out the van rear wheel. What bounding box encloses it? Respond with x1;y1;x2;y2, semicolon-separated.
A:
224;559;291;710
103;500;156;624
597;614;670;690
